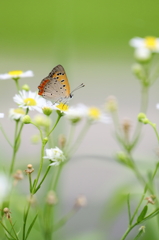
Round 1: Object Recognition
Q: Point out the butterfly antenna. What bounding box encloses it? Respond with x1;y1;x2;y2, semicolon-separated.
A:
70;83;85;98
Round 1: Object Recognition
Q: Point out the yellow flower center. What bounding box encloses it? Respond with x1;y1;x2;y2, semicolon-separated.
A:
56;103;69;111
145;37;157;50
14;108;25;115
88;107;101;119
8;70;23;76
24;98;37;106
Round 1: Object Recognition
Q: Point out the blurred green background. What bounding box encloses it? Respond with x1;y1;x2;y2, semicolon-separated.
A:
1;0;159;239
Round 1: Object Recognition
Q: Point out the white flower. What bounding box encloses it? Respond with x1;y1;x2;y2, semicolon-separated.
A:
65;104;88;123
0;173;11;204
129;36;159;52
0;113;4;118
134;48;152;61
9;108;25;120
87;106;111;124
0;70;34;80
44;147;66;166
13;90;46;112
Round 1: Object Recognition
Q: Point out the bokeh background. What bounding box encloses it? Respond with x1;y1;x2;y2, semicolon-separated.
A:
1;0;159;239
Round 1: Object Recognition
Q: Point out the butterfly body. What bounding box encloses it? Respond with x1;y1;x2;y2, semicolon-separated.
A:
38;65;84;102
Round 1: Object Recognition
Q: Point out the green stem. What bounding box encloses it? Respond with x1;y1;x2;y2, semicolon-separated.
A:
47;114;61;137
34;166;51;193
32;142;45;193
22;195;32;240
13;78;20;91
9;121;19;175
120;222;137;240
132;85;149;145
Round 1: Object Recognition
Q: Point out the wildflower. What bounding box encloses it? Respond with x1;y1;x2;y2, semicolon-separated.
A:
44;147;66;166
130;37;159;52
0;70;34;80
39;99;54;116
65;104;87;124
9;108;25;120
134;48;152;62
13;90;45;112
87;106;110;123
52;103;69;114
0;113;4;118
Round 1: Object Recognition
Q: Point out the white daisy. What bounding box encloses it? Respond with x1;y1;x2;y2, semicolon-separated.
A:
129;36;159;52
87;106;111;124
44;147;66;166
13;90;45;112
65;104;88;122
9;108;25;120
0;70;34;80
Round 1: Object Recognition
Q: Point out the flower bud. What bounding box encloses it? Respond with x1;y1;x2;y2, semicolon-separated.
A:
22;84;30;91
22;115;31;124
25;164;34;174
42;107;53;116
43;137;48;144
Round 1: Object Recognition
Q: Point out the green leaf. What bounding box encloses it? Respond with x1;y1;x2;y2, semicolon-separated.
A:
0;221;15;240
25;213;38;240
140;208;159;223
137;205;148;223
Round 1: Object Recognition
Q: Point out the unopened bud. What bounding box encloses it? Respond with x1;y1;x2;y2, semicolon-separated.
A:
3;208;11;219
25;164;34;174
22;115;31;124
22;84;30;91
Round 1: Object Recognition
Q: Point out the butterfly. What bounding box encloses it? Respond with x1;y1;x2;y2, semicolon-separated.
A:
38;65;85;102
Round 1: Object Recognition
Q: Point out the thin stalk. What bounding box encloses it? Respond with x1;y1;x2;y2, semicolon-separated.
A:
32;143;45;193
47;114;61;137
132;85;149;144
120;222;138;240
13;78;20;91
22;196;32;240
9;121;19;175
34;166;51;193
